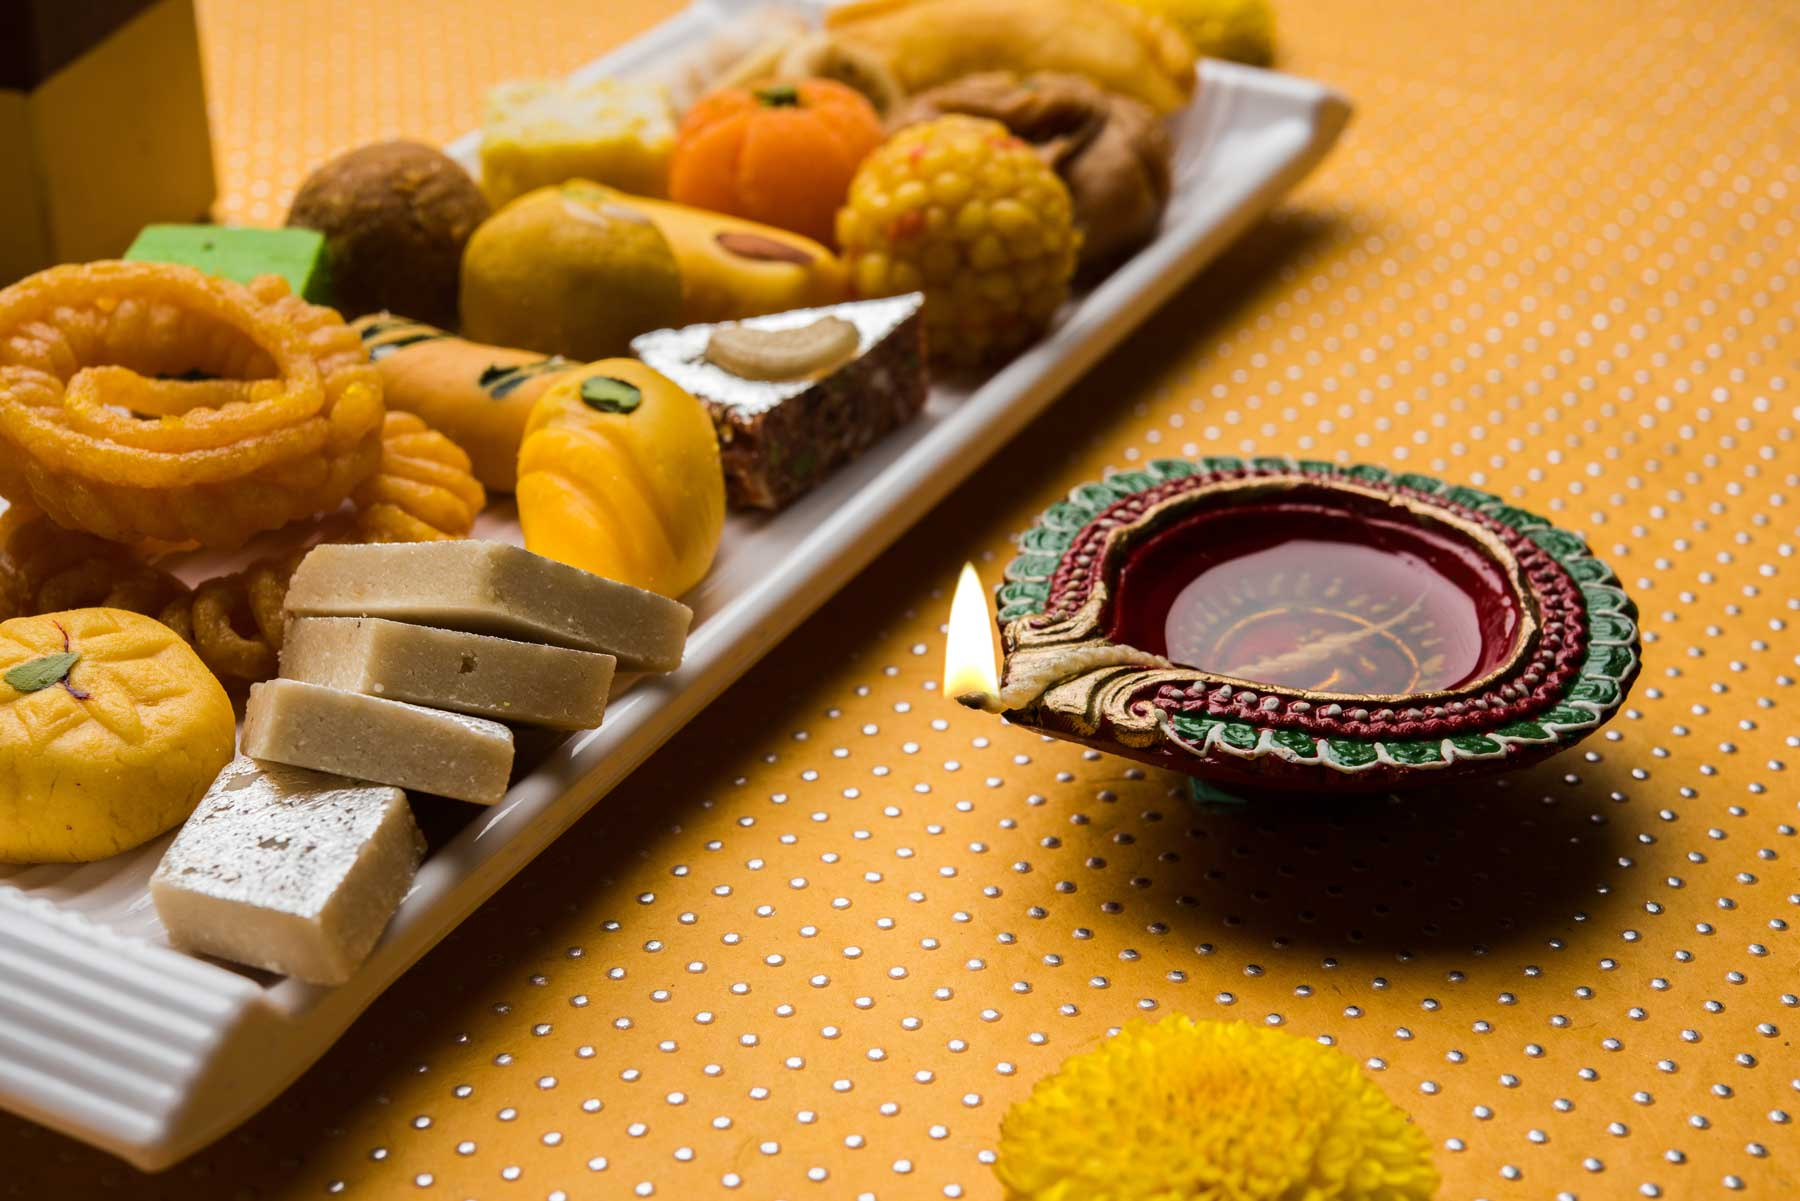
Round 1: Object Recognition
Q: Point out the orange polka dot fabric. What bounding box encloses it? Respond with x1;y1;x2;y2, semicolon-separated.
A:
6;1;1799;1198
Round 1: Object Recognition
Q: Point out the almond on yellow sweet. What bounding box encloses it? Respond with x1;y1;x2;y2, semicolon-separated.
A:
0;608;235;864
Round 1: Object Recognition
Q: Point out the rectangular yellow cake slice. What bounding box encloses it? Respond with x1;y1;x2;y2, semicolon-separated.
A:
480;77;676;206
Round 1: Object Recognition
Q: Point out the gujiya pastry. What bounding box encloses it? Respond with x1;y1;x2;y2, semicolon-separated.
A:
154;539;690;984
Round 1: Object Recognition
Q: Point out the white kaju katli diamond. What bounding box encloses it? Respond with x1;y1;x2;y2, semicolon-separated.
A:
150;756;425;985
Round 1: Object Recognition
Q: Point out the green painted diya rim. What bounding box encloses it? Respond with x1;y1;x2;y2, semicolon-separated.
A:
995;456;1641;788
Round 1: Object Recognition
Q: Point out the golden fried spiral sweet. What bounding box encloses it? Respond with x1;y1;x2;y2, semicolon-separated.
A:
0;409;484;683
158;551;305;683
0;262;384;550
0;504;188;620
0;502;285;683
350;411;488;543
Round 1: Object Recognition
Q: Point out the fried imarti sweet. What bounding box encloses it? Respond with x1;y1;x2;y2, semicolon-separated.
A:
0;409;484;683
0;262;384;550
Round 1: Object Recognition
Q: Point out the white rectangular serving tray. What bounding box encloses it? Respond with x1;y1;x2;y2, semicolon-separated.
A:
0;0;1347;1170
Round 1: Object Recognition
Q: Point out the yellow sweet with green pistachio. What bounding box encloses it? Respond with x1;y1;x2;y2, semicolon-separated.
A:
516;361;724;600
0;608;235;864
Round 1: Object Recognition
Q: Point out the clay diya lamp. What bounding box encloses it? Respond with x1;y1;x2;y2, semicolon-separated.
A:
949;456;1640;798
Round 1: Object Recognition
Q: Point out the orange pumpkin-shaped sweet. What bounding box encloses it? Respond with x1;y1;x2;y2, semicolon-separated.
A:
670;79;885;246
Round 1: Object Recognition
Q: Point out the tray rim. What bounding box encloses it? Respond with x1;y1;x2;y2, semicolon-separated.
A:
0;1;1351;1171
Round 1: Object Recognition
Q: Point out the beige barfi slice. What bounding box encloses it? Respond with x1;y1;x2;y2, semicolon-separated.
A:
243;679;514;805
283;541;691;672
149;756;424;985
282;616;615;730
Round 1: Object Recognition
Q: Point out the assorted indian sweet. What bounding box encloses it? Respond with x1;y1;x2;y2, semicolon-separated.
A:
838;115;1080;365
150;756;426;986
0;608;235;863
895;72;1173;276
650;4;813;111
653;9;906;118
670;79;886;246
284;540;693;672
0;502;188;627
282;615;615;730
632;292;928;509
244;677;517;806
1;0;1226;986
516;360;725;599
0;262;383;549
767;34;907;118
459;183;686;360
352;314;576;491
561;181;850;324
158;550;303;684
251;540;688;791
126;224;332;302
350;410;488;544
1117;0;1277;66
480;77;677;207
0;500;301;683
0;403;483;684
824;0;1198;114
287;140;491;329
138;538;691;981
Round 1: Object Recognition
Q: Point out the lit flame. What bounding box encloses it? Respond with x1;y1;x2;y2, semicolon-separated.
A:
944;562;1002;711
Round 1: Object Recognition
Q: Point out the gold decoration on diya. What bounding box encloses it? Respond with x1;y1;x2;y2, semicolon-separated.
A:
973;458;1640;794
1155;515;1524;699
1171;576;1446;695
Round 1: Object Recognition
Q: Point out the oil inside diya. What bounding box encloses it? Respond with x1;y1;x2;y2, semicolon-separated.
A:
975;457;1641;796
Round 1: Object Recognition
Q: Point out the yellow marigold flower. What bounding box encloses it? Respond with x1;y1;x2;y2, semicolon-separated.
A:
996;1016;1438;1201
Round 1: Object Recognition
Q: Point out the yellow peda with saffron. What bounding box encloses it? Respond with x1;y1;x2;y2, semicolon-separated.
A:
0;608;235;863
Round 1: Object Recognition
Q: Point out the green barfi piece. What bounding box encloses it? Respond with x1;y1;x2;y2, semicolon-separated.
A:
125;224;331;303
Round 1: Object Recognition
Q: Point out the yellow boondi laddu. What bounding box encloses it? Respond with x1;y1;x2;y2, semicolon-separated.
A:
997;1016;1439;1201
837;115;1078;366
0;608;234;864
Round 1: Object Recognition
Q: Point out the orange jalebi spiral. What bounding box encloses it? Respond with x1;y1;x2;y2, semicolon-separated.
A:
162;553;303;683
0;262;384;550
0;412;485;682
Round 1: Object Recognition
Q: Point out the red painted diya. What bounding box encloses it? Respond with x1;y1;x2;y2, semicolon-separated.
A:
991;457;1640;794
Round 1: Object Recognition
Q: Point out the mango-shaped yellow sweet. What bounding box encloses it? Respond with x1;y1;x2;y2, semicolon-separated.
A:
517;361;724;599
0;608;235;863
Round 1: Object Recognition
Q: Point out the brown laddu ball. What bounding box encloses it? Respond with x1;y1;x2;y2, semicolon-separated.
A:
288;140;488;327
